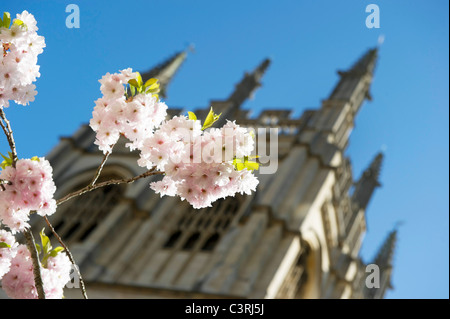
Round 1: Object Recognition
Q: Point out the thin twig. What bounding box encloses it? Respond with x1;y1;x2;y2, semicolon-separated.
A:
24;229;46;299
43;216;88;299
89;149;112;187
0;108;18;166
56;167;160;206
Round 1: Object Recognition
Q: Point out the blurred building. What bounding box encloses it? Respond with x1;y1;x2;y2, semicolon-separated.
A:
30;47;396;299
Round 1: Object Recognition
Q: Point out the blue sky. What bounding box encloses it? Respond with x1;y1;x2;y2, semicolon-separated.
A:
2;1;448;299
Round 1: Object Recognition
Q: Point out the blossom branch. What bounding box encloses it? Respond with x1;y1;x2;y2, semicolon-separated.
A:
0;108;47;298
0;108;18;167
89;147;114;187
56;167;161;206
43;216;88;299
23;229;46;299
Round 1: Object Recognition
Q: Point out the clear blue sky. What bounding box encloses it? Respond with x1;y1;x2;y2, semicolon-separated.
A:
2;0;448;299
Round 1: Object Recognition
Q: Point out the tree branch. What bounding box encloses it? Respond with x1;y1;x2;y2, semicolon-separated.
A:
56;167;161;206
0;108;18;167
89;148;113;187
23;229;46;299
43;216;88;299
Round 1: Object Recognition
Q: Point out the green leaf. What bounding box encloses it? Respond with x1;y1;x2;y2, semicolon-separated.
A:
128;79;139;88
202;107;222;131
2;12;10;29
145;78;160;97
188;111;197;121
0;242;11;248
49;246;65;257
40;228;52;254
146;83;159;91
129;84;136;96
233;156;259;171
145;87;160;95
136;72;143;87
144;78;158;89
35;243;42;255
13;19;24;27
243;160;259;171
0;152;13;169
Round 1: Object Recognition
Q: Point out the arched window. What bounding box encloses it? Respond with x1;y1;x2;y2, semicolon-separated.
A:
162;196;242;252
163;230;182;249
201;233;220;251
47;174;126;245
276;244;311;299
182;232;200;250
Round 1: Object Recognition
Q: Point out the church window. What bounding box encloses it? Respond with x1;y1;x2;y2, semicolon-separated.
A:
47;174;125;244
162;196;241;252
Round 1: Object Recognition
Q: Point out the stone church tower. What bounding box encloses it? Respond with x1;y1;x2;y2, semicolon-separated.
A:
27;47;396;299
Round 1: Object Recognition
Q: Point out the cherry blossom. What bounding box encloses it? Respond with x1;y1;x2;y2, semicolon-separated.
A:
1;244;71;299
0;11;45;108
0;157;57;233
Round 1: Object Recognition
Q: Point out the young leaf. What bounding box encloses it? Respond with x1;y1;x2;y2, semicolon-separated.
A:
35;243;42;256
13;19;24;28
49;246;65;257
188;112;197;121
129;84;136;96
144;78;158;89
128;79;139;88
136;72;143;87
40;228;52;254
145;78;160;97
0;242;11;248
202;107;222;131
243;160;259;171
232;157;259;171
2;12;10;29
0;152;13;169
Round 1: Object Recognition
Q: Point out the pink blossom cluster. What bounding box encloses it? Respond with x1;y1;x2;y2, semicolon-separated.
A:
89;69;168;153
0;11;45;108
0;158;57;233
138;116;259;209
1;244;71;299
0;229;18;279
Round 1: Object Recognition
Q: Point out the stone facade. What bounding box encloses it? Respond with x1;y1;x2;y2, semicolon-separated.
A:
4;47;396;299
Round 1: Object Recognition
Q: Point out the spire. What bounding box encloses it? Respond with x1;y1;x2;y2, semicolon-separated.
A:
365;227;398;299
328;47;378;103
227;58;271;107
373;228;397;268
140;48;190;99
337;47;378;78
306;47;379;150
352;152;383;211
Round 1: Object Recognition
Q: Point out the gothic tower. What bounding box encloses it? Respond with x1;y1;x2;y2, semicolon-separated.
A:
364;227;398;299
19;47;395;299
